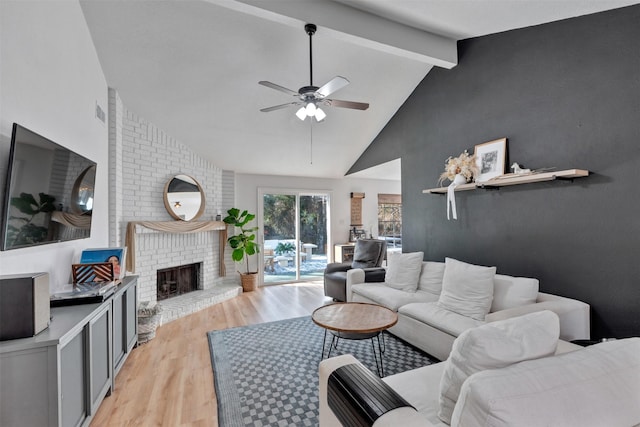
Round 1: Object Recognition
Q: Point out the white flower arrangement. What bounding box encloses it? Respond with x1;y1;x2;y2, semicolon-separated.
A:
438;150;479;186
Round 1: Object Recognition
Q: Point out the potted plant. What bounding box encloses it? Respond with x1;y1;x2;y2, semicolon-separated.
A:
274;242;295;256
274;241;296;267
223;208;260;291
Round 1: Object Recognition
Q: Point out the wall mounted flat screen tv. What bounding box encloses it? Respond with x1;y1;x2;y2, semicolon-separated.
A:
1;123;97;251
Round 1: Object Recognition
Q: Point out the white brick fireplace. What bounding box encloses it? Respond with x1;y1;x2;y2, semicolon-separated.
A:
134;229;220;303
108;89;240;322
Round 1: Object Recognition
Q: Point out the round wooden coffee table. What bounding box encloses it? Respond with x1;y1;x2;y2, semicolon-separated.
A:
312;302;398;376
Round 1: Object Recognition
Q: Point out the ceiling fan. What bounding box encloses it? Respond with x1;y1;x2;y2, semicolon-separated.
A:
259;23;369;122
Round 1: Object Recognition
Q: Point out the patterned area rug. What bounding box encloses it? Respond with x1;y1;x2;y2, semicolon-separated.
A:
207;315;434;427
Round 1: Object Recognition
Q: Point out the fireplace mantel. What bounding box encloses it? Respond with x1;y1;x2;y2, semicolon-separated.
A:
125;220;227;275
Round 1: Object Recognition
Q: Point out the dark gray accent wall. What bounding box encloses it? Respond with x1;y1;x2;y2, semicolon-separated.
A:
352;5;640;339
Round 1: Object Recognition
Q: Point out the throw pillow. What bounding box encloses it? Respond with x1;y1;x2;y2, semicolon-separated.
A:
384;251;424;292
417;261;446;296
490;274;539;312
437;258;495;321
437;310;560;424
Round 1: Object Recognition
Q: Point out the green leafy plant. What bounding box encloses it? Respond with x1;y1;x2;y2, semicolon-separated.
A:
223;208;260;274
274;241;295;255
7;192;56;247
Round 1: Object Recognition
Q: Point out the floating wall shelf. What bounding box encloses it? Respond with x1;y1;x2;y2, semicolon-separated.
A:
423;169;589;194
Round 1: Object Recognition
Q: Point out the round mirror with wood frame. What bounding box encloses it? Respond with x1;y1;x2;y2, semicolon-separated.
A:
163;174;205;221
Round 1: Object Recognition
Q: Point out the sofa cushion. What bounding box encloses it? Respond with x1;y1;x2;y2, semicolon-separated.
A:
352;284;436;311
438;310;560;424
417;261;446;296
383;363;448;426
490;274;539;312
437;258;496;321
384;251;424;292
452;338;640;427
398;302;484;337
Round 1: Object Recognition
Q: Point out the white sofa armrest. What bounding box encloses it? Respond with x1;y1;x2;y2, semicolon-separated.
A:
485;292;590;341
319;355;358;427
345;268;365;302
319;355;433;427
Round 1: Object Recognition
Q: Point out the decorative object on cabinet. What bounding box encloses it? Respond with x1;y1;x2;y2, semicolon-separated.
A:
223;208;260;292
72;263;114;283
474;138;508;182
80;247;126;279
163;174;205;221
51;263;119;307
438;150;478;186
423;169;589;194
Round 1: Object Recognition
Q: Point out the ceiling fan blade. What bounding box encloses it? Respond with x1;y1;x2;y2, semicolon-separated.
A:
259;81;299;97
325;98;369;110
315;76;349;98
260;102;300;112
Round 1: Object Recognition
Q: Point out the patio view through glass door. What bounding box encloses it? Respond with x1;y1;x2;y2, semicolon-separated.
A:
260;190;329;285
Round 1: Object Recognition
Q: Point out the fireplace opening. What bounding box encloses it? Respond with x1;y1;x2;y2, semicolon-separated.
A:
157;263;201;301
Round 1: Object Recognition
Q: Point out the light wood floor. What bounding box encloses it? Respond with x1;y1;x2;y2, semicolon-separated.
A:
91;281;329;426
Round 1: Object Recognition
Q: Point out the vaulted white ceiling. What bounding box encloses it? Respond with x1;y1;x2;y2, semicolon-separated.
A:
80;0;638;180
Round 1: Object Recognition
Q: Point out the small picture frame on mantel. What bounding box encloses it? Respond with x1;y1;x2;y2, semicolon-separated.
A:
474;138;508;182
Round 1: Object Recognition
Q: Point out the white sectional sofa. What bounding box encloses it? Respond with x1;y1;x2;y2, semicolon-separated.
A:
346;254;590;361
319;311;640;427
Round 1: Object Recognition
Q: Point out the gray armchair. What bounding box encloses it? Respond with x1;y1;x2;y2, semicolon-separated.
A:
324;239;387;301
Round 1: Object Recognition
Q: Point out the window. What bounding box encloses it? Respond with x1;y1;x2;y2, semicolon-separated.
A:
378;194;401;248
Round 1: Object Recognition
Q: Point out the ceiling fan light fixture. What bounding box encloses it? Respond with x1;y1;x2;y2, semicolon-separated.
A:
314;107;326;122
305;101;317;116
296;107;307;120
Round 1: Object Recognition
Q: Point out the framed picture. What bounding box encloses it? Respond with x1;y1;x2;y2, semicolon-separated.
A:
80;247;126;279
474;138;508;182
349;228;366;242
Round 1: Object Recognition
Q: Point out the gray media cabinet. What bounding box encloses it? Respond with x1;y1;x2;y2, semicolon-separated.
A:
0;276;138;427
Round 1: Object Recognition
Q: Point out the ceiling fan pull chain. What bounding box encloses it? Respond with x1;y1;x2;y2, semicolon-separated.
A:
310;120;314;164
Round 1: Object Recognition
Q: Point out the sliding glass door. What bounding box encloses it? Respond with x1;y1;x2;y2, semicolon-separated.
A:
259;189;330;285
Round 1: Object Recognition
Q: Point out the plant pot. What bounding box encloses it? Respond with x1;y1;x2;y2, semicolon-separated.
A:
240;272;258;292
453;173;467;185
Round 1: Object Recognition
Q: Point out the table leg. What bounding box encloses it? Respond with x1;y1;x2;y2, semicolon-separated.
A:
369;333;386;377
320;329;328;360
377;334;385;376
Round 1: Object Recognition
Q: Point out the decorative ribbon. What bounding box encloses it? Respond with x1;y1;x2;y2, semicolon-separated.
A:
125;220;227;275
447;174;466;220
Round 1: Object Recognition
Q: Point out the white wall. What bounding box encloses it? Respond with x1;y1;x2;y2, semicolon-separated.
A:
235;173;401;262
0;1;109;291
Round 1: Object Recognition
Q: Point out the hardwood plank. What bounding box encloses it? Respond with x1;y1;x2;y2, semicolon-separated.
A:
90;281;328;426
